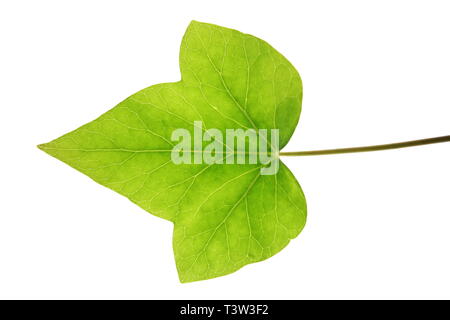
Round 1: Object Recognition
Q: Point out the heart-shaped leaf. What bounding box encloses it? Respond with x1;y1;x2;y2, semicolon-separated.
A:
39;21;307;282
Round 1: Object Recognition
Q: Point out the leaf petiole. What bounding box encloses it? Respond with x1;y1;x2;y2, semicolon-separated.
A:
279;135;450;156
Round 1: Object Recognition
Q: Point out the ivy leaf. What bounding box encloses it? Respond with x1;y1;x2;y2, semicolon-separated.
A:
39;21;307;282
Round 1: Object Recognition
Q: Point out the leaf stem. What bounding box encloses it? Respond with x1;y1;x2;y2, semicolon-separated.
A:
279;135;450;156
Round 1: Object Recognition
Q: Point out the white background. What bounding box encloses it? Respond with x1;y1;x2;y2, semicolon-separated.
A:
1;0;449;299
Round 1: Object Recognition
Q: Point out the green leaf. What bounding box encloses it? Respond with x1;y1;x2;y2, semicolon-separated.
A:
39;21;307;282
